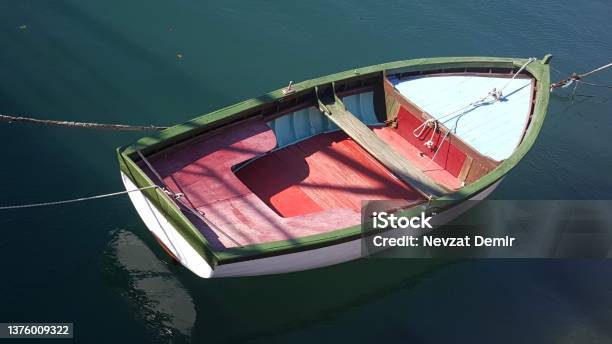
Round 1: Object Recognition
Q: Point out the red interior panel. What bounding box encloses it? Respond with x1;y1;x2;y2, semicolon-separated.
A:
394;106;467;177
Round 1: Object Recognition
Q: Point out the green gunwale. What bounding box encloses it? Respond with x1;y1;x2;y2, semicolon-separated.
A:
117;55;551;268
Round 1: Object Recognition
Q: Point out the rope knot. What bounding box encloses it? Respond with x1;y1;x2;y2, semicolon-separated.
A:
488;88;503;101
160;186;183;200
413;118;437;138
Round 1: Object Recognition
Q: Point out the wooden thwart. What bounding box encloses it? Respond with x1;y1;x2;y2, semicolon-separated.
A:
318;99;449;198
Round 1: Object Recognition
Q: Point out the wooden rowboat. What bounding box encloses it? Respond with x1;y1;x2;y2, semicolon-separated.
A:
118;55;552;278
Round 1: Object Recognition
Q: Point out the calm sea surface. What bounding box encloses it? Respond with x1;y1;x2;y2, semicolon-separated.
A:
1;1;612;343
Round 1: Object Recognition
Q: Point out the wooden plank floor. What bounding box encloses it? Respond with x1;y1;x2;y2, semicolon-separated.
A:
236;131;424;217
321;101;449;197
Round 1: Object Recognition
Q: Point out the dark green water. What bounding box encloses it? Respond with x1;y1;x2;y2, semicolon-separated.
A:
1;1;611;343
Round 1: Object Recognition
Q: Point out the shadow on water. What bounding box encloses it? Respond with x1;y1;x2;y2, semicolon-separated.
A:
102;228;451;343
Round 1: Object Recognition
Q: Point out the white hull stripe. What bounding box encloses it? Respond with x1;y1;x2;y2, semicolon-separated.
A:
122;172;502;278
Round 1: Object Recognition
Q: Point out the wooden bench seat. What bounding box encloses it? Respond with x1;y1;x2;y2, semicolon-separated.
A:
318;99;449;198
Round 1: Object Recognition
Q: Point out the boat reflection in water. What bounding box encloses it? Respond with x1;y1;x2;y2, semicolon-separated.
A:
104;228;450;342
104;229;196;343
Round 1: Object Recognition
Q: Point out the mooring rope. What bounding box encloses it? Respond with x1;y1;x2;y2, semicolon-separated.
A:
551;61;612;90
498;57;536;94
0;185;158;210
576;80;612;89
0;114;168;131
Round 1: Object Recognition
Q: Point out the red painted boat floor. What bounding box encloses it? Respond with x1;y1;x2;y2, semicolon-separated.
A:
236;130;425;217
142;119;458;249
